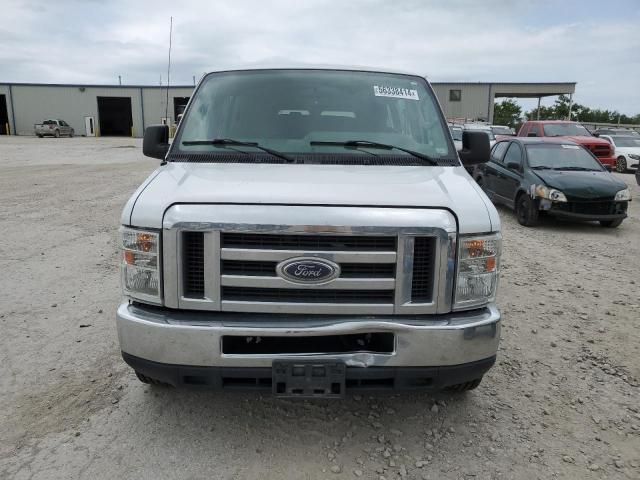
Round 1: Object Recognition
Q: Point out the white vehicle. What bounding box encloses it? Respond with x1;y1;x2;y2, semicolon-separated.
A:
600;135;640;173
490;125;515;136
463;123;496;148
117;66;501;396
448;124;463;151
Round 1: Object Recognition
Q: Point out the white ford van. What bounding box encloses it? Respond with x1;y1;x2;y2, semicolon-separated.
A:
117;66;501;397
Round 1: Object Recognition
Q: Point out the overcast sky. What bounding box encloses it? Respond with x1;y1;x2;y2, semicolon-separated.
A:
3;0;640;114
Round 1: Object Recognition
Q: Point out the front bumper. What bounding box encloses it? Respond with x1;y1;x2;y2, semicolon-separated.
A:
547;210;627;222
116;301;500;371
547;201;628;222
123;352;496;391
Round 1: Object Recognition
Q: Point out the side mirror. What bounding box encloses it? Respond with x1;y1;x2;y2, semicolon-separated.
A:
506;161;521;171
459;131;490;166
143;125;170;160
592;132;600;137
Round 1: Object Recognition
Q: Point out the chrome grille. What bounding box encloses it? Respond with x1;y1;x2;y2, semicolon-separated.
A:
586;144;611;157
164;204;455;315
218;233;397;310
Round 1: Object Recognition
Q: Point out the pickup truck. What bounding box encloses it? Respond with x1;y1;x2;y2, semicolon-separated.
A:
517;120;616;168
116;66;501;397
34;119;74;138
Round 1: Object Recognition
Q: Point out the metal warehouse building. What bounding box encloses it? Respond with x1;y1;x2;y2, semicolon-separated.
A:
0;81;575;138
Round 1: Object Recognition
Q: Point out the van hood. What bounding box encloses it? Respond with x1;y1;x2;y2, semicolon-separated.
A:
532;170;627;199
124;162;499;234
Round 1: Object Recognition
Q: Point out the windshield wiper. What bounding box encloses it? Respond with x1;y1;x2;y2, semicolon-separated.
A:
553;166;600;171
310;140;438;165
182;138;294;163
530;165;554;170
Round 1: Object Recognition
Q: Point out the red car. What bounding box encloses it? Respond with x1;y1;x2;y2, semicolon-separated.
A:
517;121;616;168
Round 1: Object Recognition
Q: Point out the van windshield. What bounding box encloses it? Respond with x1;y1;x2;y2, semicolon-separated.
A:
175;69;455;164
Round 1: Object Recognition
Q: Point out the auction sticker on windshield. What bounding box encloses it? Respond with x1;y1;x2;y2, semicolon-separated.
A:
373;85;419;100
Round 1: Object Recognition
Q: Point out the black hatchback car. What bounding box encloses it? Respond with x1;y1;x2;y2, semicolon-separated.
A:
475;138;632;227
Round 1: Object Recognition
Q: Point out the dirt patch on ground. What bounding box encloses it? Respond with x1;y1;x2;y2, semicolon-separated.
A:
1;136;639;479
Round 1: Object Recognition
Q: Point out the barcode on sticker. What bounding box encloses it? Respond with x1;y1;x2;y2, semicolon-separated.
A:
373;85;419;100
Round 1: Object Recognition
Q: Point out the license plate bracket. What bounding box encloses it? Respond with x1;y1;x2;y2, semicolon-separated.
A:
272;361;346;398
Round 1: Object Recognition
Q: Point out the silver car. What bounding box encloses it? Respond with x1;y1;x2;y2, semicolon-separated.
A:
34;119;74;138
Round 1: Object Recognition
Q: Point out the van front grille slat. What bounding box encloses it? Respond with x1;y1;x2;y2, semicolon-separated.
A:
411;237;436;303
221;260;395;278
183;232;205;298
221;233;396;251
222;287;394;304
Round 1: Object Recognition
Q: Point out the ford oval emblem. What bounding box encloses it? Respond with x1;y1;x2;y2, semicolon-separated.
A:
276;257;340;285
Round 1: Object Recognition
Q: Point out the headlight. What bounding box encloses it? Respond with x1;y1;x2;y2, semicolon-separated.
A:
615;188;631;201
454;233;501;310
535;185;567;202
629;154;640;160
121;227;161;304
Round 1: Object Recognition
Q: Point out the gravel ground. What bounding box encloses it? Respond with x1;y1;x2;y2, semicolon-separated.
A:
1;136;639;480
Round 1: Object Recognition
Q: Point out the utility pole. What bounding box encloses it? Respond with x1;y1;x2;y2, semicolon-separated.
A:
118;75;122;86
164;16;173;124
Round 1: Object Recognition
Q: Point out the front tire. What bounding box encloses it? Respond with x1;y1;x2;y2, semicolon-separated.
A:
516;194;539;227
135;371;171;387
54;129;60;138
600;218;623;228
446;377;483;393
69;129;74;137
37;134;43;138
616;156;627;173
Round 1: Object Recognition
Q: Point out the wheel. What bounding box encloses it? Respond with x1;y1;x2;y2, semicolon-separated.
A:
54;129;60;138
616;156;627;173
135;371;171;387
445;377;483;393
69;129;74;137
600;218;623;228
37;134;43;138
515;194;538;227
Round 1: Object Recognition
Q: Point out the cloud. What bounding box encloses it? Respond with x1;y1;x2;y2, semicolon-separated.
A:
1;0;639;114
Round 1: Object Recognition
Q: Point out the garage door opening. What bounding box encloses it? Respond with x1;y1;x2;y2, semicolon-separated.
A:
0;95;9;135
97;96;132;136
173;96;190;121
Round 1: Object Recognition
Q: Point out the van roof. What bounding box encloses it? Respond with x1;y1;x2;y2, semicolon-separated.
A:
204;63;424;78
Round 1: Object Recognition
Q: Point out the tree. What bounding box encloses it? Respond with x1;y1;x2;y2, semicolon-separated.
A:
493;99;522;127
524;95;639;124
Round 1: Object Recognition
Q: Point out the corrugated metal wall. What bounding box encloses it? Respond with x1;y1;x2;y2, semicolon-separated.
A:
141;87;193;129
9;85;144;136
432;83;492;122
